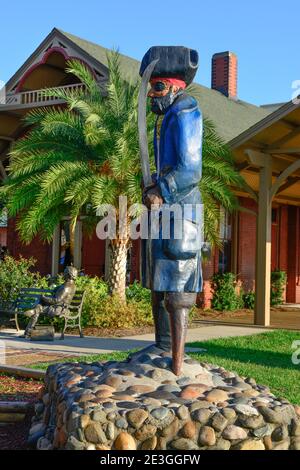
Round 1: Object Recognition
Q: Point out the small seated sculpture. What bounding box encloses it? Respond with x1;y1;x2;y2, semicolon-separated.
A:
22;266;78;339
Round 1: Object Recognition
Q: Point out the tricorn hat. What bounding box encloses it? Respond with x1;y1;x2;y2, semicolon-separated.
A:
139;46;199;86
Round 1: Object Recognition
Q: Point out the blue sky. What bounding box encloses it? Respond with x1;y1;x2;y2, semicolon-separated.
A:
0;0;299;105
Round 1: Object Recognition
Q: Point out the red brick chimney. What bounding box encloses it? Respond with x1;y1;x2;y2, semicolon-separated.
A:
211;51;238;99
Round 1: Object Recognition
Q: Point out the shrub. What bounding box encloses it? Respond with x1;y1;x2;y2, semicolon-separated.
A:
211;272;244;311
49;276;152;329
243;290;255;309
271;270;287;306
126;281;151;303
0;255;46;310
77;276;109;327
88;293;152;329
0;256;153;330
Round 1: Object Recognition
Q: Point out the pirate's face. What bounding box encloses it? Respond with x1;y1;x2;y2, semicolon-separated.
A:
148;80;174;97
148;80;181;115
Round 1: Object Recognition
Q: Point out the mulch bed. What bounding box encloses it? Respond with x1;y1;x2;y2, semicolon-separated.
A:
0;375;42;450
0;374;43;401
4;347;76;367
0;409;35;450
69;321;207;338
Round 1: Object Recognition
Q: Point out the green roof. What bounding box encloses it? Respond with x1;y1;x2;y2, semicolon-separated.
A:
60;30;141;84
60;30;272;143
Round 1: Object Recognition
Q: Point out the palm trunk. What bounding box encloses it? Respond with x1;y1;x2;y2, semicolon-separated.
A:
108;238;128;302
69;223;75;262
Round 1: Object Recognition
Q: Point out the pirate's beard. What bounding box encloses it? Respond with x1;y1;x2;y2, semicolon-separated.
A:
150;89;182;115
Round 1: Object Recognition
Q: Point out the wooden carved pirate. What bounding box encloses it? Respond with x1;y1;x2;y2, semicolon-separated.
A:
136;46;203;375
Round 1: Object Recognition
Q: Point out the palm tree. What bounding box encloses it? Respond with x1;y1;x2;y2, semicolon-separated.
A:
1;52;245;301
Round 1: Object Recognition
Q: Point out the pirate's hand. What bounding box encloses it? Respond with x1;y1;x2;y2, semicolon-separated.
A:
143;185;163;209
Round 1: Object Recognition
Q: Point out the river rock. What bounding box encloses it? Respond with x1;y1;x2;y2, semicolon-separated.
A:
189;401;211;412
199;426;216;446
176;405;190;420
192;408;212;424
127;385;156;394
181;421;197;439
272;439;290;450
213;438;231;450
258;407;284;424
222;425;248;440
151;407;169;420
290;437;300;450
206;389;228;403
95;389;113;399
149;369;176;382
238;414;265;429
161;417;179;439
115;418;128;429
171;438;199;450
127;409;148;428
211;412;228;432
84;423;107;444
114;432;136;450
146;391;177;401
271;425;289;442
291;419;300;436
65;435;85;450
135;424;157;441
92;410;107;423
233;439;265;450
235;404;259;416
180;384;208;400
105;422;115;440
221;407;236;422
251;424;273;438
140;436;157;450
80;414;90;428
105;375;122;388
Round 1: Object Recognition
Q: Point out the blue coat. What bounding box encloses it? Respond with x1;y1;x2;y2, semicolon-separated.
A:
142;93;203;292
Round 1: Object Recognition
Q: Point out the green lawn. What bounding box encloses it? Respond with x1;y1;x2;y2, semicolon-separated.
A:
188;330;300;405
28;330;300;404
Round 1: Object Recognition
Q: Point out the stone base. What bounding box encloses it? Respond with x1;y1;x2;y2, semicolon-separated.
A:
30;326;55;341
29;352;300;450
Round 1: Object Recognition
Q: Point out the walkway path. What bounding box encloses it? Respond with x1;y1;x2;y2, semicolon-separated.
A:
0;324;270;365
195;306;300;330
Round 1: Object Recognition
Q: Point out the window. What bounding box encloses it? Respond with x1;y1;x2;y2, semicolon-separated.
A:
218;208;232;273
272;208;278;224
58;220;73;272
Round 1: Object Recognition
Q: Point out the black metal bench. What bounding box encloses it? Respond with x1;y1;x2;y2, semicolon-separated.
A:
1;287;85;339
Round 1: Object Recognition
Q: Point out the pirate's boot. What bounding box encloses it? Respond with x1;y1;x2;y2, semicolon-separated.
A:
128;291;171;360
165;292;197;375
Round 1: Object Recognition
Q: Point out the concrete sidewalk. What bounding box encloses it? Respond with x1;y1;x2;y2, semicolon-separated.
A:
0;324;270;356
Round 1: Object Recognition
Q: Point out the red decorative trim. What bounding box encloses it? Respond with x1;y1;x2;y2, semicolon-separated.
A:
16;47;97;92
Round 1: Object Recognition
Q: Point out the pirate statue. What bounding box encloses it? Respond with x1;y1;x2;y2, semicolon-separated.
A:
135;46;203;375
22;266;78;339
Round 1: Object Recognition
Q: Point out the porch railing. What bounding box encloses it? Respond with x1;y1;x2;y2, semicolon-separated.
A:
5;83;85;107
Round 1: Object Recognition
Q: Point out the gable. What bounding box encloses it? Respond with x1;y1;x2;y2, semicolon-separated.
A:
5;28;109;94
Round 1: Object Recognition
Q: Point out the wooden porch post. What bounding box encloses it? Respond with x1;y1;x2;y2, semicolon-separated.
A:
51;225;60;276
246;150;272;326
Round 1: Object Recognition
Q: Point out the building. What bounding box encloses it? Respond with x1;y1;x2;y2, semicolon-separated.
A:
1;28;300;325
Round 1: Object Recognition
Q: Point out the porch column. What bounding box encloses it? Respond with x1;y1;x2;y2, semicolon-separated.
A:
246;150;272;326
73;221;82;270
51;225;60;276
